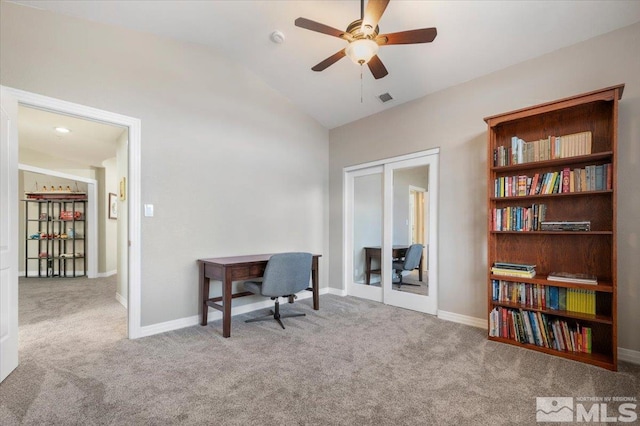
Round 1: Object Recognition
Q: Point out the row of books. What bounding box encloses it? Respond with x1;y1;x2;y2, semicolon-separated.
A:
491;204;546;232
493;131;593;166
491;280;596;314
489;307;593;353
493;164;612;198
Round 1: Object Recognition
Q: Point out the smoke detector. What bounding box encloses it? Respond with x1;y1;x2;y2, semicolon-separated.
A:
270;30;285;44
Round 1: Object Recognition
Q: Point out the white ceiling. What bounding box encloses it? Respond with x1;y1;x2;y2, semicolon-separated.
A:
19;106;124;167
12;0;640;129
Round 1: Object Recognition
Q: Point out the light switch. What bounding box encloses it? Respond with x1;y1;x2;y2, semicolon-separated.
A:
144;204;154;217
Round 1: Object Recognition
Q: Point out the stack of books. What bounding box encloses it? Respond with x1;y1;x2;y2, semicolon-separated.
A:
547;272;597;284
491;262;536;278
540;221;591;232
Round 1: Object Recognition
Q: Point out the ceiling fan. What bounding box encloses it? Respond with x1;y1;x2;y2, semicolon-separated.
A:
295;0;437;79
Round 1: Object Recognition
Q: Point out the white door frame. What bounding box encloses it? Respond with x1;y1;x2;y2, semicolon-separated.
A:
2;86;143;339
18;164;98;278
343;148;439;314
1;87;19;382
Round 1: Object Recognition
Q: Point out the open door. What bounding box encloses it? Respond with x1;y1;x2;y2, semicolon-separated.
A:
0;86;19;382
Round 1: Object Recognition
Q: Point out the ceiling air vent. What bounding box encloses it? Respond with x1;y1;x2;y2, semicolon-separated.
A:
378;92;393;103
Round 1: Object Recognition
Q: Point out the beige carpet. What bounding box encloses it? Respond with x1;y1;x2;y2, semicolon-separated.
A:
363;270;429;296
0;276;638;425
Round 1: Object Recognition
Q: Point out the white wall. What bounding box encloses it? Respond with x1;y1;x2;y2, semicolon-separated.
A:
329;23;640;352
19;147;96;180
0;2;329;326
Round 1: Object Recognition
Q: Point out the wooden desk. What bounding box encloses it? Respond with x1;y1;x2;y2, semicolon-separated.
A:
198;253;321;337
364;246;423;284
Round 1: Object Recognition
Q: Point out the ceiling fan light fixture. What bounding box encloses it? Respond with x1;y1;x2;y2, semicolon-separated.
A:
345;38;379;65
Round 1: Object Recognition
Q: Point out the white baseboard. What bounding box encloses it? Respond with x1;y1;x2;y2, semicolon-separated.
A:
98;270;117;278
327;287;348;296
19;269;86;278
137;287;331;338
438;310;488;329
115;292;127;309
618;347;640;365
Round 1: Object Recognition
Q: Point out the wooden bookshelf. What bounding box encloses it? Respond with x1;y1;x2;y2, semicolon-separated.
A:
484;85;624;370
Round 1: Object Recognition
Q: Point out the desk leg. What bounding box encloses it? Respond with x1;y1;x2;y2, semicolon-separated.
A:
312;257;319;310
365;249;372;285
200;262;209;326
222;269;232;338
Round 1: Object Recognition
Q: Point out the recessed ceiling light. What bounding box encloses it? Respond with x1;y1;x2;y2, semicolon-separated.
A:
55;127;71;134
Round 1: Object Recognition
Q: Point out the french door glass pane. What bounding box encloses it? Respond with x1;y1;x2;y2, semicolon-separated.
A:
391;165;429;296
353;173;382;286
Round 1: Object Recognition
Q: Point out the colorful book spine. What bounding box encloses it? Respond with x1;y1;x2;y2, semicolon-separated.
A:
490;307;592;354
493;162;610;198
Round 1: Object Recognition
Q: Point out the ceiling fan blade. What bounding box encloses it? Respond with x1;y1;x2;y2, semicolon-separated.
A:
377;28;437;45
311;49;347;72
362;0;390;32
295;17;349;40
367;55;388;79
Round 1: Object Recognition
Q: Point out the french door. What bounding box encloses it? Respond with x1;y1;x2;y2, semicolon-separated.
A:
344;149;439;314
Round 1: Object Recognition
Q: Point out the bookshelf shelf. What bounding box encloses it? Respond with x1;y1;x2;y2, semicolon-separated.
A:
491;231;612;235
490;300;613;324
484;85;623;370
490;151;613;172
490;274;613;291
491;190;612;202
488;336;615;370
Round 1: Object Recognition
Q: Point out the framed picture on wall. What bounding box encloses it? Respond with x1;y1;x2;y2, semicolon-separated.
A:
108;193;118;219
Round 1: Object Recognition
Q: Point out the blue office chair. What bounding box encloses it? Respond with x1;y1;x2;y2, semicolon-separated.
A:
392;244;424;288
244;252;312;329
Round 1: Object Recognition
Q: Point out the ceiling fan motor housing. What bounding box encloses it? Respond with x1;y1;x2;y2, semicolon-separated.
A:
346;19;379;40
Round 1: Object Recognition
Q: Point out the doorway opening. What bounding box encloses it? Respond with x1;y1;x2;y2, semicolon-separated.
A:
3;86;142;340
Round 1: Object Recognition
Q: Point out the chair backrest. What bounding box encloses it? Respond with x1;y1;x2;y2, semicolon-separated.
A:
402;244;424;271
260;252;312;297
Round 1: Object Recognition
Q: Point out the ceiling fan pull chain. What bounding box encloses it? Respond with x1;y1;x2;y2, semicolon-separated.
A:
360;65;363;103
